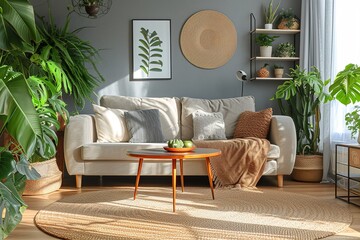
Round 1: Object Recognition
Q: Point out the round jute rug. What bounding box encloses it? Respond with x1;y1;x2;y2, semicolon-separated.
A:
35;187;351;240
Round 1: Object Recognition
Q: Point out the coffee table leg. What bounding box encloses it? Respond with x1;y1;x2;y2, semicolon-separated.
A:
134;158;144;200
205;157;215;200
180;159;184;192
172;159;177;212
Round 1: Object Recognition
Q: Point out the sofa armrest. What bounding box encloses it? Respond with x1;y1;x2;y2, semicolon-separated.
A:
64;114;96;175
269;115;297;175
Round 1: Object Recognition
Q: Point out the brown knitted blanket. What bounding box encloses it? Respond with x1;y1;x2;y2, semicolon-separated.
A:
194;138;270;188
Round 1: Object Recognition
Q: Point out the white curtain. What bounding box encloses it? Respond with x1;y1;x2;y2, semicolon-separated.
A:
301;0;360;182
300;0;335;182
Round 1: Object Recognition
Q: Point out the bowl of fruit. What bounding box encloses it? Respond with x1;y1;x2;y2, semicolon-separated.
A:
164;139;196;152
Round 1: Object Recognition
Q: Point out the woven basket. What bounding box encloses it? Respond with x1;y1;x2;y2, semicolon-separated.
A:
23;158;62;195
278;18;300;30
291;155;323;182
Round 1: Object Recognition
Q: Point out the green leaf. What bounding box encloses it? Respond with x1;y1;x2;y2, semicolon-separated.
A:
139;39;149;49
0;0;39;51
0;65;42;156
150;68;162;72
138;46;149;55
141;60;149;68
0;151;16;179
330;63;360;105
140;66;148;75
0;178;27;238
149;31;157;38
150;40;163;47
138;53;149;61
151;48;163;53
150;53;162;58
16;155;40;180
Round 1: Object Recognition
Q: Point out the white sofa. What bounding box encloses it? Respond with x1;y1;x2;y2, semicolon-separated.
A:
64;95;296;188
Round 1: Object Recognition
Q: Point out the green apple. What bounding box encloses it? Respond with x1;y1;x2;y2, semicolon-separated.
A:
183;140;193;148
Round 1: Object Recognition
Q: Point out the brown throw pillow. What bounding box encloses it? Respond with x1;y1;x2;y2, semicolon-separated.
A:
233;108;273;139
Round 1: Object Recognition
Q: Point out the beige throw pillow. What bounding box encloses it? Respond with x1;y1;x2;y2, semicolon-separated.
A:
192;110;227;140
233;108;273;139
93;104;130;142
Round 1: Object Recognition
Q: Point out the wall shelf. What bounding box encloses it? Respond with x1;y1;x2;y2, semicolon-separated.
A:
250;13;300;80
250;77;292;81
251;29;300;35
250;57;300;61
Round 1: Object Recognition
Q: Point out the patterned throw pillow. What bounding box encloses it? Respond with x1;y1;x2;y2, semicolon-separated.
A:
233;108;273;139
124;109;165;143
93;104;130;142
192;110;227;140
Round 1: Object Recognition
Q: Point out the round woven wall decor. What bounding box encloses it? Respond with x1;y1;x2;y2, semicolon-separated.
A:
180;10;237;69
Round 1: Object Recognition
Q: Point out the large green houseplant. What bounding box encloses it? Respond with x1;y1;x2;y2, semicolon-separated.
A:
272;66;332;182
329;63;360;142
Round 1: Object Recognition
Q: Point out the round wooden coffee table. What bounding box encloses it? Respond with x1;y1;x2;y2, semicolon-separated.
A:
127;148;221;212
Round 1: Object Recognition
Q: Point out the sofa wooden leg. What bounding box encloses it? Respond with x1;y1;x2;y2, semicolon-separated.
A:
76;175;82;188
277;175;283;187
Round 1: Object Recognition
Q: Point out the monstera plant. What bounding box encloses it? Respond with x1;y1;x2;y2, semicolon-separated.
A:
0;0;43;238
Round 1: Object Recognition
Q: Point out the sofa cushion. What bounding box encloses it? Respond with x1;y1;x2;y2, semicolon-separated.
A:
181;96;255;139
192;111;226;140
81;143;280;161
82;142;167;161
233;108;273;139
100;95;180;140
124;109;165;143
93;104;130;142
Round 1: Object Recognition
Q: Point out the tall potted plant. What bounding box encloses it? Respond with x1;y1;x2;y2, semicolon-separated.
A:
329;63;360;142
0;0;45;237
272;66;332;182
263;0;281;29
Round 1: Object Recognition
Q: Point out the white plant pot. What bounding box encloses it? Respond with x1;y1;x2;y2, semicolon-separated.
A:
259;46;272;57
264;23;273;29
358;132;360;144
274;68;284;78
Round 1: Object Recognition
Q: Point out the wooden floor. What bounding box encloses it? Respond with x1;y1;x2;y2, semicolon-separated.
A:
7;176;360;240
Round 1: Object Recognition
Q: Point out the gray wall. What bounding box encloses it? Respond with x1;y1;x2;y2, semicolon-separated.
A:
32;0;301;114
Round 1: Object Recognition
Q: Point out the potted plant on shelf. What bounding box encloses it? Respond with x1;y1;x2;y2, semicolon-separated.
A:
255;33;279;57
257;64;270;78
329;63;360;143
275;42;296;57
272;66;332;182
273;64;284;78
263;0;281;29
277;8;300;30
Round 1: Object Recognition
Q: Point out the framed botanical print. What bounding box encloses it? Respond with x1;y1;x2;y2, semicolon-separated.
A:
132;19;172;80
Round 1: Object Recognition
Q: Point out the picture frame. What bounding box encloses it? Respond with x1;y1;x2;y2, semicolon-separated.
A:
132;19;172;80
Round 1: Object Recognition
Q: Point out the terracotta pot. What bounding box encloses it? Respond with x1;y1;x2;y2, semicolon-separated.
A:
23;158;62;195
291;154;323;182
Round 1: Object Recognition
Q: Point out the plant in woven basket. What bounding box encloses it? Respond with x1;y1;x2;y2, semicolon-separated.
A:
271;65;332;155
272;66;333;182
275;42;296;57
257;64;270;78
277;8;300;29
